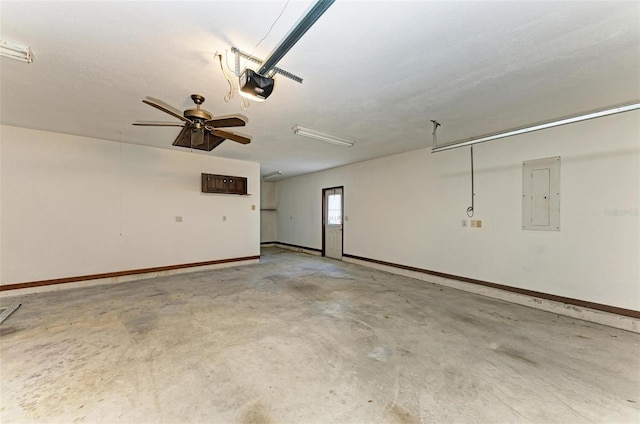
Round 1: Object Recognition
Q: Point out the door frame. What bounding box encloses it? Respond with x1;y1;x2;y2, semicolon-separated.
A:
321;186;344;258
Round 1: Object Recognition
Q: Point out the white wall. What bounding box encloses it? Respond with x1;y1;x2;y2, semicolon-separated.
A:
276;112;640;311
260;181;277;243
0;131;3;280
0;125;260;285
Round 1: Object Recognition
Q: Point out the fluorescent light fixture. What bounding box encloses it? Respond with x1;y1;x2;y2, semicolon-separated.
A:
292;125;354;147
262;171;283;180
432;102;640;153
0;39;32;63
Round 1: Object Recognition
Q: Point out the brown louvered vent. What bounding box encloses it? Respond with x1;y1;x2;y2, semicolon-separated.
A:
201;173;248;195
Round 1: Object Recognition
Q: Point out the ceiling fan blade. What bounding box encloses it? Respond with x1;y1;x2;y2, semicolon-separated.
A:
205;116;247;128
146;96;185;115
143;97;189;122
211;129;252;145
132;121;185;127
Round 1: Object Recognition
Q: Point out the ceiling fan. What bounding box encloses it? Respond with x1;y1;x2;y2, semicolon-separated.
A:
133;94;251;151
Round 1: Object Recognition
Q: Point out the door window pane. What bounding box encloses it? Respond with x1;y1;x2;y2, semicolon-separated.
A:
327;193;342;225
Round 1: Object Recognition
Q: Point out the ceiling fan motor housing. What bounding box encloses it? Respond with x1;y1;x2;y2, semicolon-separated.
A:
184;108;212;121
184;94;212;121
240;69;275;101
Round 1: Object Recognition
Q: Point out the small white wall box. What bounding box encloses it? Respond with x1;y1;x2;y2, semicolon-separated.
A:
522;156;560;231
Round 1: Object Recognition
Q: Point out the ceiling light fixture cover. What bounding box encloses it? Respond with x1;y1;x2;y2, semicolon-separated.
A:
293;125;354;147
262;171;283;180
0;39;32;63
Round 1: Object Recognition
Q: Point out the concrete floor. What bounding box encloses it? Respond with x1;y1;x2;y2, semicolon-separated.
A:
1;247;639;424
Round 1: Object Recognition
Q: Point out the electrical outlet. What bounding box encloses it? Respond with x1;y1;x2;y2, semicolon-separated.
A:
461;220;467;227
175;216;182;223
251;205;256;210
471;220;476;227
222;216;226;222
476;220;482;228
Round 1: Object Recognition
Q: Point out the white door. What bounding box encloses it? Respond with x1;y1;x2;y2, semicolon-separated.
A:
324;187;343;259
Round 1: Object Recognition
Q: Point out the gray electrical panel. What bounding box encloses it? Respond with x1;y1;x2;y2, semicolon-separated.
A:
522;156;560;231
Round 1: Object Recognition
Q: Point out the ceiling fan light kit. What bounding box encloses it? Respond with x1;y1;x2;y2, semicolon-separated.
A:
0;39;32;63
293;125;354;147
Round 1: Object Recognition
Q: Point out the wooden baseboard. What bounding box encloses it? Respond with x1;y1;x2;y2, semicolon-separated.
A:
269;242;322;253
0;255;260;291
343;253;640;319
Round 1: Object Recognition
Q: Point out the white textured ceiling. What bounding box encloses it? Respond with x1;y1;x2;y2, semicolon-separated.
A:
1;1;639;179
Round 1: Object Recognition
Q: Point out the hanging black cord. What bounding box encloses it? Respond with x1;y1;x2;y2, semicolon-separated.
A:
467;146;475;217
